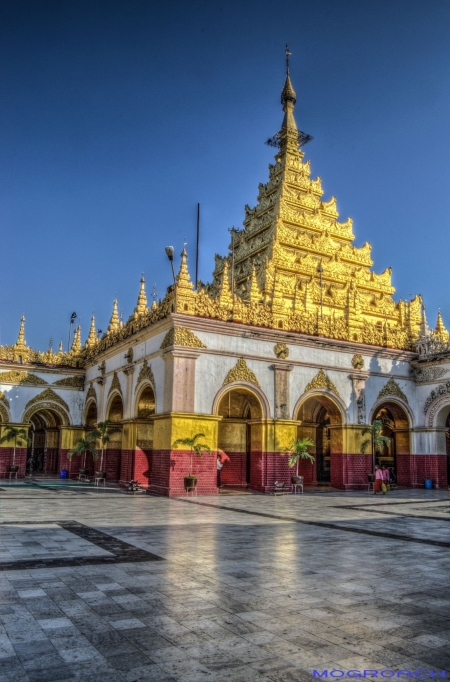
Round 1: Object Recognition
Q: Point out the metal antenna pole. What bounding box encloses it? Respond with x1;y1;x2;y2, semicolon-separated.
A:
195;203;200;289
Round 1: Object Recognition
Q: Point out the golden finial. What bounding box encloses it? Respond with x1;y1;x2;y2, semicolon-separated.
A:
58;340;63;353
133;275;149;317
71;325;82;353
86;315;97;347
435;310;449;342
16;315;26;349
108;299;120;332
176;245;193;290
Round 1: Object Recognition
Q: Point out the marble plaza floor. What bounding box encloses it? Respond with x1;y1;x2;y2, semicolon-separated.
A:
0;482;450;682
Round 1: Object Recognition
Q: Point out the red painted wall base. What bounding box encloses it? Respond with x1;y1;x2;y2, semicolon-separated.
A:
0;447;27;477
397;454;447;488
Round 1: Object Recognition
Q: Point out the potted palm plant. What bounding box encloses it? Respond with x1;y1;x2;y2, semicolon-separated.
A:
172;433;212;492
67;436;98;476
287;438;315;484
89;419;121;479
360;419;391;473
0;425;31;473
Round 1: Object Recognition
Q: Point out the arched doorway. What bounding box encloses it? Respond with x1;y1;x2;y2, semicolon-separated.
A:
105;393;123;481
295;393;344;485
85;400;97;429
372;401;410;476
216;386;263;488
134;384;156;485
27;409;62;475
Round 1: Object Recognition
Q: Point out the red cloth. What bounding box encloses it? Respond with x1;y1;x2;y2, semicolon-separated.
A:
374;479;383;493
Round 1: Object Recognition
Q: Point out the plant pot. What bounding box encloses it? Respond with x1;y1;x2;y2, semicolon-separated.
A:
184;476;198;492
291;476;303;485
8;465;19;473
95;471;106;479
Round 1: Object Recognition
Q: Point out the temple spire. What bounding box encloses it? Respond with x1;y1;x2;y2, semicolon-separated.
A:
15;315;26;350
134;276;149;316
108;299;120;332
86;315;97;347
281;44;297;132
176;246;193;290
435;310;449;341
71;325;82;353
419;303;429;337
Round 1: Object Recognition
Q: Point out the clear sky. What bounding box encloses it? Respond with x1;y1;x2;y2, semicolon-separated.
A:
1;0;450;350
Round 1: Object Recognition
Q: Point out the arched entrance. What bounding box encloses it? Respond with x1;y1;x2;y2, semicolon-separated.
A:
372;401;410;476
295;393;344;485
216;386;263;488
134;384;156;485
85;400;98;429
27;409;62;475
105;393;124;481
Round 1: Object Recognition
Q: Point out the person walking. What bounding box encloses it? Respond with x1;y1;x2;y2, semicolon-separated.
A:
217;454;223;488
374;465;383;495
381;465;390;492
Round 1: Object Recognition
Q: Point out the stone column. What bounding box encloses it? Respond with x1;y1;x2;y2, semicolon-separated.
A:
350;372;369;425
270;364;293;420
162;348;200;413
122;365;135;420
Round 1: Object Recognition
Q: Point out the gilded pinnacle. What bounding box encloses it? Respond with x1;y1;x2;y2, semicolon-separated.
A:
16;315;26;349
108;300;120;332
71;325;82;353
134;277;149;317
86;315;97;347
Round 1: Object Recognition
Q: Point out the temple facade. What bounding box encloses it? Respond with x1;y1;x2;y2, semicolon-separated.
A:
2;67;450;493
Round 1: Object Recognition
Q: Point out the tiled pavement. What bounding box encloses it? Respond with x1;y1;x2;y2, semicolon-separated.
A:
0;482;450;681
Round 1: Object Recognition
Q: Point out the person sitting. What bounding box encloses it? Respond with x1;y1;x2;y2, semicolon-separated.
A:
374;465;383;495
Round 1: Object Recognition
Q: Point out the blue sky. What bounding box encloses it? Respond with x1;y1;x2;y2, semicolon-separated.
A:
1;0;449;350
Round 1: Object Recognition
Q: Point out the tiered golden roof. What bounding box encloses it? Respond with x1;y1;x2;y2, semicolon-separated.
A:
0;60;435;366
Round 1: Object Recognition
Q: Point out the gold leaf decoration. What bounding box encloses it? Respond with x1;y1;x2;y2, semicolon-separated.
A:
351;354;364;370
108;372;122;397
305;369;339;395
160;327;207;349
0;403;8;422
24;388;70;412
135;359;155;393
53;376;85;390
0;370;48;386
0;391;9;408
274;342;289;359
223;357;260;388
377;377;408;403
86;384;97;402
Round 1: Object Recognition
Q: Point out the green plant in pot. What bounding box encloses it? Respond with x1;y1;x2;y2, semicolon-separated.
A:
286;438;315;484
360;420;391;473
68;436;98;475
89;419;121;478
172;433;212;492
0;425;31;472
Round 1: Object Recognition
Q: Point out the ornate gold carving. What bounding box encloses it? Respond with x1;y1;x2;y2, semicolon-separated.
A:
24;388;70;412
135;359;155;392
305;369;339;395
160;327;207;349
274;342;289;359
223;357;261;388
108;372;122;397
0;403;8;422
351;354;364;370
86;384;97;402
377;377;408;403
53;376;85;390
0;391;9;409
0;370;48;386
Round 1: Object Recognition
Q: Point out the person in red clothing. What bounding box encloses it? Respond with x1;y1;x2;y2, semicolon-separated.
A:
374;465;383;494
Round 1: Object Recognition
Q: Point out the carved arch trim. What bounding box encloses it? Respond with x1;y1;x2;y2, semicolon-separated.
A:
292;389;348;425
212;381;271;419
105;390;124;421
22;402;71;426
369;396;415;429
425;394;450;428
